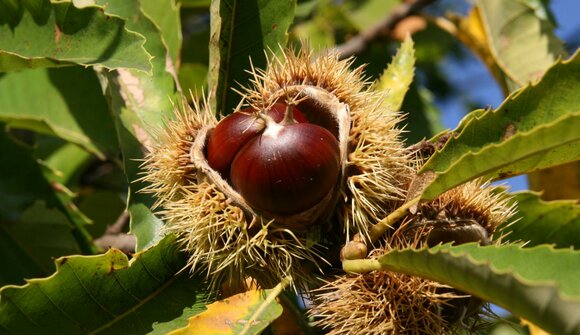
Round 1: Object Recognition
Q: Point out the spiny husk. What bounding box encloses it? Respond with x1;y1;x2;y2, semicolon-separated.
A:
141;98;327;290
399;180;517;244
142;48;416;291
311;247;451;335
242;48;415;240
310;181;516;334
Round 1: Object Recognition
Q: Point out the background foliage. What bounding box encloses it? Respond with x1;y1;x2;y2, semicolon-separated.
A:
0;0;578;334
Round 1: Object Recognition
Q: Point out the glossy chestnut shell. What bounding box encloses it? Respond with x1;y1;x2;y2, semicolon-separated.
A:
206;103;306;178
205;103;340;216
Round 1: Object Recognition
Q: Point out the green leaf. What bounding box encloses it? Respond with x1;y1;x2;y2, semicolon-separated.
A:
139;0;183;66
0;235;211;335
373;36;415;112
343;243;580;335
0;128;91;285
89;0;178;251
0;66;119;159
401;83;444;144
498;192;580;249
349;0;398;32
167;278;290;335
477;0;566;91
0;201;81;286
178;62;208;99
208;0;297;116
42;142;93;185
415;50;580;200
0;1;151;72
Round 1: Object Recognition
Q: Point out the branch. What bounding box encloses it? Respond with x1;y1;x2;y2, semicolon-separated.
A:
335;0;436;59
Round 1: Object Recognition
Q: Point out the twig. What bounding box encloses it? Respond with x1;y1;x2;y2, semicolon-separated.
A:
335;0;437;59
94;211;136;253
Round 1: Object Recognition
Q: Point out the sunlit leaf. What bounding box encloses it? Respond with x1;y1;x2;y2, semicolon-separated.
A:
0;1;151;72
343;243;580;335
477;0;565;91
208;0;296;116
168;278;290;335
0;235;211;335
0;67;119;159
89;0;178;251
414;50;580;200
373;36;415;112
139;0;182;66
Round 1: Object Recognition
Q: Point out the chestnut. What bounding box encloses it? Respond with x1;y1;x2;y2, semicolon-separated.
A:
206;103;340;216
231;121;340;215
206;103;307;178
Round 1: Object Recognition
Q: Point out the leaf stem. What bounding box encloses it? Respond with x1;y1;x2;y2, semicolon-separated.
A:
367;196;421;243
342;259;382;273
239;276;293;335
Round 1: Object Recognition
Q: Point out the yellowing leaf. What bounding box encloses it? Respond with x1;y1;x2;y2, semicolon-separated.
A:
373;36;415;112
168;278;290;335
522;319;551;335
437;8;508;94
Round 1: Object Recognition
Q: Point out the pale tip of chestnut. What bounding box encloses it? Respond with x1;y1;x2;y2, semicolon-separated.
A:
340;241;368;261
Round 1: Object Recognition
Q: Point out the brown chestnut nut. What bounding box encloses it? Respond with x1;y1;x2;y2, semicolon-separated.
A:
206;102;339;216
206;103;307;178
230;121;340;215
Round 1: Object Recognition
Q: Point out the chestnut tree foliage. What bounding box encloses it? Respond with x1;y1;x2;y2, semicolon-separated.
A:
0;0;579;334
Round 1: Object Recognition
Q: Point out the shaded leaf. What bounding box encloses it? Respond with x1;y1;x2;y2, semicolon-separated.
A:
497;192;580;249
0;1;151;72
343;243;580;335
178;62;208;99
0;235;211;335
0;201;81;286
401;83;444;144
89;0;178;251
415;50;580;200
528;161;580;201
0;66;119;159
168;278;290;335
208;0;296;116
0;129;89;285
477;0;565;91
373;36;415;112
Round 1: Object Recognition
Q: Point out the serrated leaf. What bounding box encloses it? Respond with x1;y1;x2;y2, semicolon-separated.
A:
0;1;151;72
373;36;415;112
89;0;178;251
498;192;580;249
208;0;296;116
139;0;182;66
343;244;580;335
0;201;81;286
414;50;580;200
0;235;211;335
477;0;565;91
0;66;119;159
168;278;289;335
